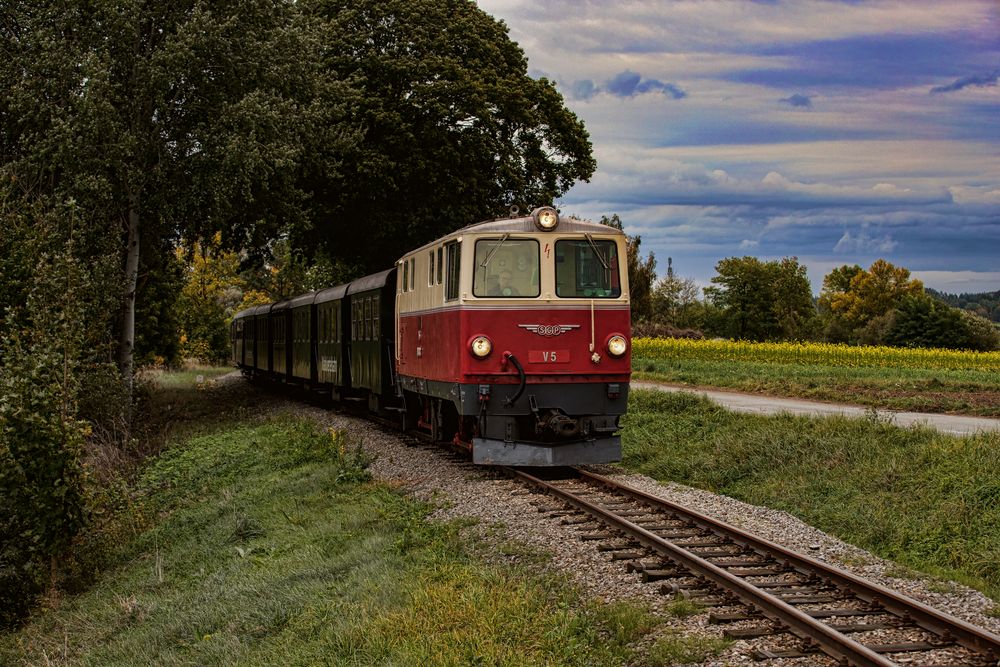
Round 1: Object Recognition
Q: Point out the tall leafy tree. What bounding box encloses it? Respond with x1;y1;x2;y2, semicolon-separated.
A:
1;0;350;392
652;273;705;330
304;0;596;271
819;259;923;339
705;256;816;341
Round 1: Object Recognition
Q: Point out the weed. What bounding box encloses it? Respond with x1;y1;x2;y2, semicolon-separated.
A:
645;630;731;665
664;595;704;618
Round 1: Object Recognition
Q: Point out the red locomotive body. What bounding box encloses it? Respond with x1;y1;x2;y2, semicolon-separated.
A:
395;208;631;465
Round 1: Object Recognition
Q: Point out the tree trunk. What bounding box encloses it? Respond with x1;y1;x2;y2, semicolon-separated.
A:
120;189;140;401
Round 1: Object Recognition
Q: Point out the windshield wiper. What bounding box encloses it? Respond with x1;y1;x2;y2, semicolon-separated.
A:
585;233;610;271
480;233;510;269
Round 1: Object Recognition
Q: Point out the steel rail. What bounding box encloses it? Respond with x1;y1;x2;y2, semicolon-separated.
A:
508;467;1000;667
574;468;1000;662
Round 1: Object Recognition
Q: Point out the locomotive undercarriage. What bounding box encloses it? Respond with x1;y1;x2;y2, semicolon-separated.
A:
398;375;627;466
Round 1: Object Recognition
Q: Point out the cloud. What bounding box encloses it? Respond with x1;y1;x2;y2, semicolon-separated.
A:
739;239;760;249
780;93;812;108
568;70;686;100
833;230;898;254
930;70;1000;94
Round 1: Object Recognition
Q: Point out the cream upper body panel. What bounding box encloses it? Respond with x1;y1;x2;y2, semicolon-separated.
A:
395;213;631;316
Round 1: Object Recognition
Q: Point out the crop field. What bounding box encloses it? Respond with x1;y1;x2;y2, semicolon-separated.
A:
632;338;1000;416
633;338;1000;372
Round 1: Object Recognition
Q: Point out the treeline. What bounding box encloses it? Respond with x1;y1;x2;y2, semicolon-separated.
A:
0;0;594;626
926;288;1000;324
628;253;1000;352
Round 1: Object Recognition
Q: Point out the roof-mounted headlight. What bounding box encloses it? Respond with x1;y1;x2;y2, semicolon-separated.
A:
532;206;559;231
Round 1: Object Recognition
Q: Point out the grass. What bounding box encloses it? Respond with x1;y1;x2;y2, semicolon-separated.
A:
633;356;1000;416
2;374;731;666
621;389;1000;600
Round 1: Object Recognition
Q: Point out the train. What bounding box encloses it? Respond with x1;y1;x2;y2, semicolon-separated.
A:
231;206;631;466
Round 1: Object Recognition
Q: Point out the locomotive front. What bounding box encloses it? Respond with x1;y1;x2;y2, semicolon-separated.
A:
395;207;631;466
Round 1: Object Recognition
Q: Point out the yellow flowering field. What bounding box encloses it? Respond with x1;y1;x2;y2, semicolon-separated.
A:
632;337;1000;372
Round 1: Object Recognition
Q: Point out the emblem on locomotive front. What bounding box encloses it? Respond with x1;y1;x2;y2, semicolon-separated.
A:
518;324;581;337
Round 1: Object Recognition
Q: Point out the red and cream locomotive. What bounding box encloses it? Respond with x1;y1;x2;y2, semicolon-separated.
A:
232;207;631;466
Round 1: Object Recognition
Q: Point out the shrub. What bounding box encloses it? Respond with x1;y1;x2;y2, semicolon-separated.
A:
0;244;89;627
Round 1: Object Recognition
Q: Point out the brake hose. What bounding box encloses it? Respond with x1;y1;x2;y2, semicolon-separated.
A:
503;353;526;407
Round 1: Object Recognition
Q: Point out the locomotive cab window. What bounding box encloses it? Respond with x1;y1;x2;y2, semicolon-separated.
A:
555;238;621;298
445;241;461;301
473;238;540;298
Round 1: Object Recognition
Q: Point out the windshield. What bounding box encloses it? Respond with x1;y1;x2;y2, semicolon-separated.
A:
555;239;621;298
473;238;540;297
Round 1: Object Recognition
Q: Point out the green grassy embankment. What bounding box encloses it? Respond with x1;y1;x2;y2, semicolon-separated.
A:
633;357;1000;416
1;375;728;666
622;389;1000;603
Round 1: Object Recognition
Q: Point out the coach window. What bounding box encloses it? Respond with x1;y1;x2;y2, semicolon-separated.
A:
372;295;380;338
445;241;460;301
436;247;443;285
555;238;622;298
428;251;434;285
473;238;539;298
402;260;409;292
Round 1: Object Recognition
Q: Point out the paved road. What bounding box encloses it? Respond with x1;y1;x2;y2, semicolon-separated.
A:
632;381;1000;436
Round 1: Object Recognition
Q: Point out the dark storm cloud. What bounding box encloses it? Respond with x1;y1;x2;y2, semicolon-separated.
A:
930;70;1000;94
567;71;686;100
780;94;813;108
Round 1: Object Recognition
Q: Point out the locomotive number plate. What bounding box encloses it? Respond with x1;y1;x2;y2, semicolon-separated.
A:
528;350;570;363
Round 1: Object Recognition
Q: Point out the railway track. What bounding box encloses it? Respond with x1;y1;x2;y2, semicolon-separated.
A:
507;466;1000;667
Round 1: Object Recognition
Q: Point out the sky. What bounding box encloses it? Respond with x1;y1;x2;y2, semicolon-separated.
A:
474;0;1000;295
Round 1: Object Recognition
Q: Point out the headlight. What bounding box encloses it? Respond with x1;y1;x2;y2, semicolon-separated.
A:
532;206;559;231
469;335;493;358
606;334;628;358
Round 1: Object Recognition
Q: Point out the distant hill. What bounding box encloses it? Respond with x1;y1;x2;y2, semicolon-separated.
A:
926;288;1000;323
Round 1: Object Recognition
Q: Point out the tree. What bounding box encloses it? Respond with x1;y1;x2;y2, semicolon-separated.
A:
884;294;967;349
652;272;705;330
704;256;817;341
175;234;245;363
1;0;348;395
599;214;657;321
304;0;596;272
819;259;923;341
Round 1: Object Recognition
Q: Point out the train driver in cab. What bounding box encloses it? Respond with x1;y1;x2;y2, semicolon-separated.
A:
496;269;519;296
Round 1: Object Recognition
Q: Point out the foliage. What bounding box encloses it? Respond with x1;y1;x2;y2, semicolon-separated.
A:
633;336;1000;372
598;214;657;321
958;309;1000;351
1;0;349;383
175;234;245;363
0;213;89;628
651;272;708;330
819;259;923;340
304;0;596;272
631;322;704;339
704;256;817;340
883;294;964;350
928;288;1000;323
134;239;184;366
